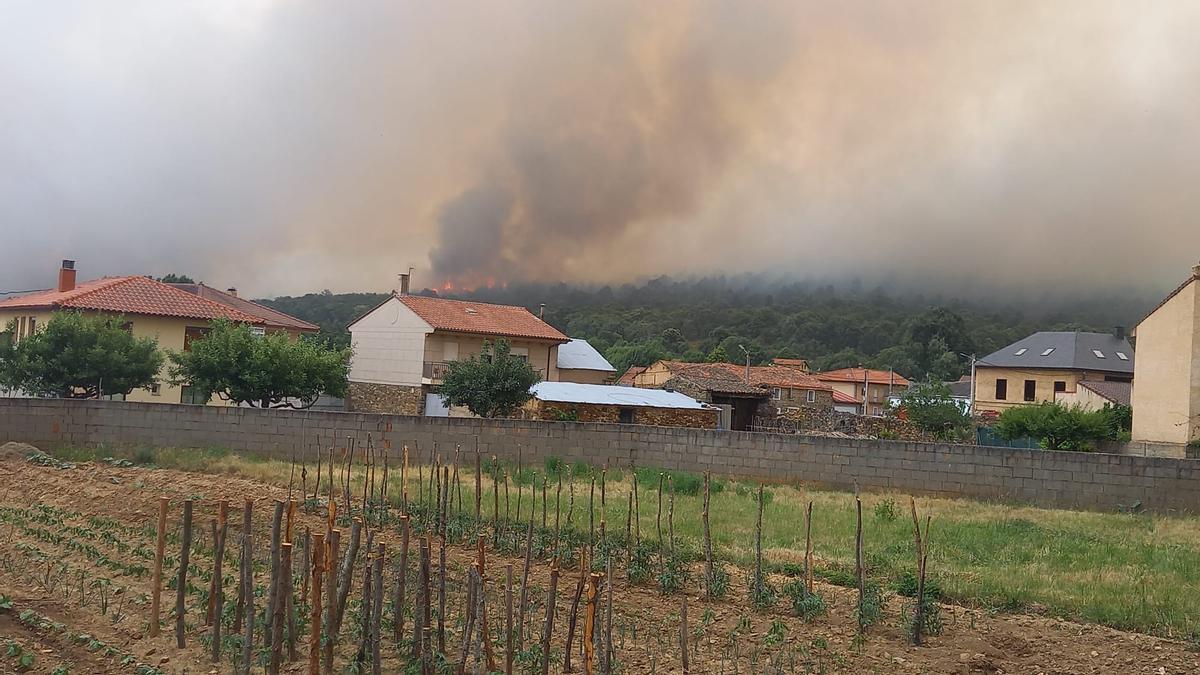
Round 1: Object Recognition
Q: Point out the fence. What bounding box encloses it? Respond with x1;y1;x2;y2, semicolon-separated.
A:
1;397;1198;513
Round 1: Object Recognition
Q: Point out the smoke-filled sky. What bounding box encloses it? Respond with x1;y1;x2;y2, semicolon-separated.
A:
3;1;1200;298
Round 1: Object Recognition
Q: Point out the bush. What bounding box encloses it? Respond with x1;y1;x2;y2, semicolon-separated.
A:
783;580;827;621
898;380;971;439
856;581;884;629
543;456;565;477
893;571;943;600
994;402;1114;451
873;499;898;523
633;468;719;496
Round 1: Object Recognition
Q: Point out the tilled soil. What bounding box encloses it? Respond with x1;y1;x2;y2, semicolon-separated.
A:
0;457;1197;674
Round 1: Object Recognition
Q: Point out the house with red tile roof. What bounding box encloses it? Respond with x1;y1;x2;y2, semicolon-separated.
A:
345;280;569;416
0;260;311;405
814;367;911;416
167;283;319;337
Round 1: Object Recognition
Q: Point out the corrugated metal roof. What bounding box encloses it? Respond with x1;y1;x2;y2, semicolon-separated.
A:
557;339;616;372
979;331;1134;374
532;382;707;409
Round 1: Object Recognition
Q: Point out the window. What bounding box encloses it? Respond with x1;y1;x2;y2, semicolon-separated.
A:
806;390;816;403
1041;348;1056;356
1092;349;1106;359
995;378;1008;400
184;326;210;351
1053;381;1066;393
443;341;459;361
1116;352;1129;361
180;385;208;405
250;326;266;337
27;317;35;335
1014;348;1028;356
119;321;133;333
17;316;26;339
771;387;782;400
618;408;634;424
1023;380;1036;401
150;383;161;396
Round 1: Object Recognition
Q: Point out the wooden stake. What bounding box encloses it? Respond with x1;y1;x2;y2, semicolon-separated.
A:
754;484;765;601
149;497;167;637
493;455;501;549
284;541;298;662
333;517;362;635
301;527;311;603
517;516;534;651
540;564;560;675
584;572;600;675
211;500;229;662
603;556;614;675
371;544;385;675
266;499;285;637
564;548;588;673
393;515;411;643
309;532;325;675
437;535;447;654
804;501;814;595
505;564;515;675
323;528;341;675
269;543;288;674
174;499;193;649
702;473;713;596
475;442;483;522
909;497;931;646
241;498;255;675
679;595;690;675
855;491;865;636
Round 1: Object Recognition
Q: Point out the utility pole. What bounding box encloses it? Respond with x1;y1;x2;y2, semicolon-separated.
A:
739;345;751;384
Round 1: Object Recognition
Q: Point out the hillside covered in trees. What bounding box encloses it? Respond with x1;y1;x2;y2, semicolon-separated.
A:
258;276;1156;382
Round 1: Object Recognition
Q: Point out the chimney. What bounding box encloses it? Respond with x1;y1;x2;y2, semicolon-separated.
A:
57;260;76;293
1114;325;1126;341
398;272;411;295
538;303;546;319
1193;260;1200;279
226;287;238;297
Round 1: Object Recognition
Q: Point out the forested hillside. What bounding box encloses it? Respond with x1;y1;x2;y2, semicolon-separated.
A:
259;276;1155;382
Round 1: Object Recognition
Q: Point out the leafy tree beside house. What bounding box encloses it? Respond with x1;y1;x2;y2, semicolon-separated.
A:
439;339;540;418
898;380;971;440
168;319;349;408
0;312;162;398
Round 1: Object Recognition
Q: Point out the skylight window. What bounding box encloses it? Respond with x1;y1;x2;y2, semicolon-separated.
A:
1041;348;1056;356
1014;348;1028;356
1092;349;1106;358
1116;352;1129;361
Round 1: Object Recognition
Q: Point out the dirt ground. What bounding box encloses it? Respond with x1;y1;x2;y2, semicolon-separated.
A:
0;457;1197;674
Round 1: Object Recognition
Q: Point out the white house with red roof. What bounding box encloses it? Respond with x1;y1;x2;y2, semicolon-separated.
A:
0;260;312;404
345;277;570;416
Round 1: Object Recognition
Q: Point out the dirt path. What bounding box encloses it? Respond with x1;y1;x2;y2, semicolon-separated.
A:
1;457;1197;674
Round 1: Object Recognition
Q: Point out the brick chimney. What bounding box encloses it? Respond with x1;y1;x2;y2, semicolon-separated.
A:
57;260;76;293
226;287;238;297
1193;260;1200;279
398;272;411;295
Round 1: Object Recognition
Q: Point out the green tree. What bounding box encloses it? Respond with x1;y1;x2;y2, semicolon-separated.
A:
0;312;162;398
604;341;668;374
994;402;1111;451
898;381;970;440
157;273;195;284
168;319;349;408
706;344;730;363
439;339;540;417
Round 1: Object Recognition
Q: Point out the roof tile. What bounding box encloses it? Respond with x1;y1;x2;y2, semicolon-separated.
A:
397;294;568;342
0;276;262;323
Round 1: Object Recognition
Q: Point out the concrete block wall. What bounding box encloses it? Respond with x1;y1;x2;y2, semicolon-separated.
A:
2;398;1198;513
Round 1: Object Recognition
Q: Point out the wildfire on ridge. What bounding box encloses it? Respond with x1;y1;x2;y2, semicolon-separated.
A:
438;277;508;294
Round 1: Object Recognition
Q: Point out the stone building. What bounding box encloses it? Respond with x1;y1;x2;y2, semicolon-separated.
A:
813;367;911;417
522;381;717;428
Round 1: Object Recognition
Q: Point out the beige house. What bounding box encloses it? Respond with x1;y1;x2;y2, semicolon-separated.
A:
972;331;1134;416
1055;380;1132;412
1130;262;1200;448
813;367;911;416
0;260;314;404
346;282;569;416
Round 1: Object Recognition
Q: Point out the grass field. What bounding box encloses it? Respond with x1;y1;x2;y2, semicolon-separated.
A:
47;444;1200;641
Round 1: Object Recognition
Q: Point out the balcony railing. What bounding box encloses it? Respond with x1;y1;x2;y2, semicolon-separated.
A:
424;360;546;382
423;361;451;380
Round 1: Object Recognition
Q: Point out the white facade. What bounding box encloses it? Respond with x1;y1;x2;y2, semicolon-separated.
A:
348;296;432;386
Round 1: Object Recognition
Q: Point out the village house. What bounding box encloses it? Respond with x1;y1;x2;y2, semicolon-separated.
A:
632;359;834;430
616;365;645;386
555;338;616;384
521;381;716;428
972;330;1134;416
167;283;319;339
1130;261;1200;449
814;367;911;416
345;276;569;416
0;260;315;404
1055;380;1132;412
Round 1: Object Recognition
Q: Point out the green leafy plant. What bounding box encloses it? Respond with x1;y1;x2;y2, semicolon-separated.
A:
856;581;885;629
994;402;1114;451
657;550;690;594
764;619;787;647
783;580;827;621
0;595;11;610
873;499;898;523
437;339;540;417
897;380;971;439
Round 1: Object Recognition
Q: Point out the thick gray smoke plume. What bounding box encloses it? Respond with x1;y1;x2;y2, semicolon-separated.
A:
2;1;1199;296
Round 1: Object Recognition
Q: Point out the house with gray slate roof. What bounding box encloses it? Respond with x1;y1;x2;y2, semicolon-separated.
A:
972;330;1133;415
